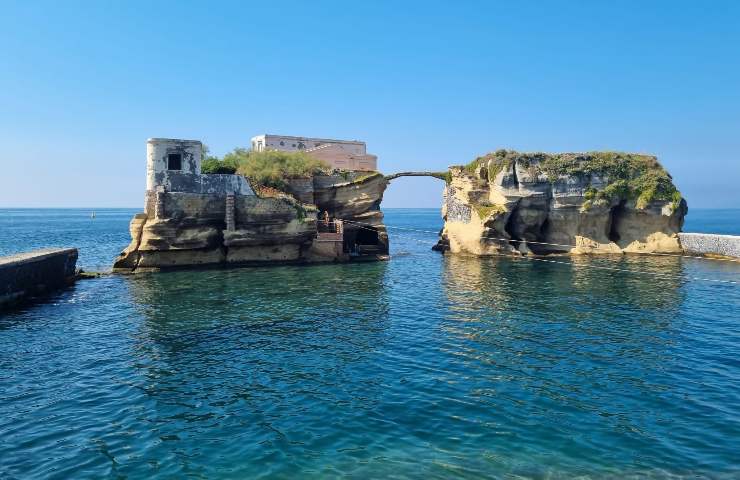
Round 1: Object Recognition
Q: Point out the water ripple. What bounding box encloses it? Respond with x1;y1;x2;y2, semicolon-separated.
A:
1;209;740;478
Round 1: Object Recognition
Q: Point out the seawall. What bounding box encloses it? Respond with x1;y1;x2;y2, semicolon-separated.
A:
679;233;740;259
0;248;78;309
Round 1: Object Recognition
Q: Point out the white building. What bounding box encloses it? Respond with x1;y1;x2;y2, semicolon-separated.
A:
250;134;378;172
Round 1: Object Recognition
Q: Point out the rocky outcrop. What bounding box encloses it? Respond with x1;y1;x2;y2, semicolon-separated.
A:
288;172;389;253
435;150;687;256
114;173;389;273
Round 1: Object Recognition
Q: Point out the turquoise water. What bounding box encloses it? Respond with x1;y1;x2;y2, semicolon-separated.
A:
1;208;740;479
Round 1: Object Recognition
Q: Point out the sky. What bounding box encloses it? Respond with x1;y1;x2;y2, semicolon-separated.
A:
1;0;739;209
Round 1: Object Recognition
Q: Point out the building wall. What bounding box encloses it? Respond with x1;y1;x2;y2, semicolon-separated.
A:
250;134;377;171
147;138;201;191
308;145;377;171
251;134;366;155
146;138;254;199
153;171;253;196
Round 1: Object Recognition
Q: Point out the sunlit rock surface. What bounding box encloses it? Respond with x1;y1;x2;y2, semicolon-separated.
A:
114;173;388;272
434;150;687;256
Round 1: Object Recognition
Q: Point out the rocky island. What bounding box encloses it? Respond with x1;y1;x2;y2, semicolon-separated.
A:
113;137;388;273
114;138;694;273
434;150;687;255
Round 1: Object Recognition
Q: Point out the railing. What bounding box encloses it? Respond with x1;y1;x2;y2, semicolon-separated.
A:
318;219;343;234
317;219;344;242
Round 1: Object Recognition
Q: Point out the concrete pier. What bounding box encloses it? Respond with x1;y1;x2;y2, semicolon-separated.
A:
679;233;740;259
0;248;78;309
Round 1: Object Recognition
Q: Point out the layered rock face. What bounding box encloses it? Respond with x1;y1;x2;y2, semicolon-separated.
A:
307;172;389;255
113;173;388;273
435;150;687;256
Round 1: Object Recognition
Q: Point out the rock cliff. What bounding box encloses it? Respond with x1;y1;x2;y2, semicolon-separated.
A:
434;150;687;256
113;172;388;273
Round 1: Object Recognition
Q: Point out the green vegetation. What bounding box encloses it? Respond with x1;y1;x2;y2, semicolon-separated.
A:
428;171;450;182
203;148;330;189
463;149;522;181
473;203;507;220
467;149;681;210
201;157;238;174
200;145;240;174
353;172;382;183
545;152;681;210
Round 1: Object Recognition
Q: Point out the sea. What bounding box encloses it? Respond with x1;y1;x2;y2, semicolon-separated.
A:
1;208;739;479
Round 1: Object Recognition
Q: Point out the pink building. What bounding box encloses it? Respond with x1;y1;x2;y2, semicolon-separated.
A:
250;134;378;172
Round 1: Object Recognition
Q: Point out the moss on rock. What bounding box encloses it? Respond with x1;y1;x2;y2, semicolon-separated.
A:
473;203;507;220
465;150;681;211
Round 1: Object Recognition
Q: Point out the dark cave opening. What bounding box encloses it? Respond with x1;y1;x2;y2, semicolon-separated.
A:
608;200;627;243
356;226;379;245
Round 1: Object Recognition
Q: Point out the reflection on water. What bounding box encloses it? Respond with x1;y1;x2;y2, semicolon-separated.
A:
443;253;686;312
1;209;740;478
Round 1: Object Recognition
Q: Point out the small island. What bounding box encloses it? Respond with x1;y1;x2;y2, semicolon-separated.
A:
434;150;687;255
113;136;389;273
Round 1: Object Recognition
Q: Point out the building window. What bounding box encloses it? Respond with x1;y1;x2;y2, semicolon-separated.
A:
167;153;182;170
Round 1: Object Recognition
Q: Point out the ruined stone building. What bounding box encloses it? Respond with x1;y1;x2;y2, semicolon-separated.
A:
250;134;378;171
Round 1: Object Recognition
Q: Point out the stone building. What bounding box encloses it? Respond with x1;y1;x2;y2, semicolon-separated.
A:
250;134;378;171
145;138;253;208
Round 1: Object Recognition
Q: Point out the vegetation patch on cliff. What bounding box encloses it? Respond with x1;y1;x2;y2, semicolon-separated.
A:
252;184;317;222
202;148;331;190
464;149;681;210
473;203;507;220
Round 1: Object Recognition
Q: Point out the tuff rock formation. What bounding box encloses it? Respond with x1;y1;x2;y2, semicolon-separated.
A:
113;172;388;273
434;150;687;256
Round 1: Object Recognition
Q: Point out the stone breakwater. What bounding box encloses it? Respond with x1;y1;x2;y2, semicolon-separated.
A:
679;233;740;258
0;248;78;309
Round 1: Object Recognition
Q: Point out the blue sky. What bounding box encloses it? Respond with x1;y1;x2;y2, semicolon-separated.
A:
1;0;738;208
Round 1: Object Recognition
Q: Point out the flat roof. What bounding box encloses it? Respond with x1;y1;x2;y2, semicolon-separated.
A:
147;138;202;144
251;134;365;145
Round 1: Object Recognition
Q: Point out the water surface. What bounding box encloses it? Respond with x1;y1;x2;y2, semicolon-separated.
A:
1;208;739;479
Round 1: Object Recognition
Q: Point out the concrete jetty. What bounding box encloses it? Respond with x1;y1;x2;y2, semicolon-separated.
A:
0;248;78;310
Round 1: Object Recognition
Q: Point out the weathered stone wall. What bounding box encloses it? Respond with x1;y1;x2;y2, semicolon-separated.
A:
1;248;78;308
147;138;202;190
115;168;390;272
163;193;226;220
154;171;254;196
679;233;740;258
146;138;254;196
